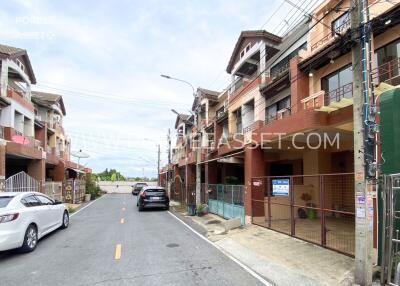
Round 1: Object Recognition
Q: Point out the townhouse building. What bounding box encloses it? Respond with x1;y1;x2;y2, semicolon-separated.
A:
165;0;400;259
0;44;90;202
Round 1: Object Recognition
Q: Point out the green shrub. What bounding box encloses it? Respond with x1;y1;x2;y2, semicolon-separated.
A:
86;174;102;198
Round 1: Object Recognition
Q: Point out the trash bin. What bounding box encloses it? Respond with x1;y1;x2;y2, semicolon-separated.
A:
187;204;196;216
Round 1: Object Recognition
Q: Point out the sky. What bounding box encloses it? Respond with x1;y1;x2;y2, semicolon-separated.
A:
0;0;320;177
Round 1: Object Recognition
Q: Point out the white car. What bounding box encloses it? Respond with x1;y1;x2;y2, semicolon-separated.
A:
0;192;69;253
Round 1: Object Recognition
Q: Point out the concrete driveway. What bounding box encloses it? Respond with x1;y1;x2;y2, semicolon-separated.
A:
0;194;267;286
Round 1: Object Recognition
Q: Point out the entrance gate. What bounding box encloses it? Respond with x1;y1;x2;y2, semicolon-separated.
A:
381;174;400;285
207;184;245;225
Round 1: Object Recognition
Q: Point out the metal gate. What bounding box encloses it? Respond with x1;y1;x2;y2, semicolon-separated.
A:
44;182;63;201
381;174;400;285
207;184;245;225
5;171;40;192
251;174;355;256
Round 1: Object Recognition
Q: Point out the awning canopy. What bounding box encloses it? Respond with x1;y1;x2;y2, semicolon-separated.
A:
67;167;85;174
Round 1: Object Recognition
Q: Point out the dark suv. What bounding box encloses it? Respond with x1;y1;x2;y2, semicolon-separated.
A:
132;183;148;195
137;187;169;211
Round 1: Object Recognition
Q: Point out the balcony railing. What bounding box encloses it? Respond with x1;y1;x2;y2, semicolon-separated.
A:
216;108;228;121
270;61;290;80
265;108;291;125
301;91;325;110
371;57;400;86
7;87;29;101
325;82;353;105
311;17;351;52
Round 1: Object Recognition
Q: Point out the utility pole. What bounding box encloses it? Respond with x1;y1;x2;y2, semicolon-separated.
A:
167;128;172;196
351;0;373;284
195;108;201;206
157;144;160;186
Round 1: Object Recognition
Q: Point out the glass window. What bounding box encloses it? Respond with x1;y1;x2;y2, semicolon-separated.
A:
277;96;291;111
332;12;350;35
266;104;277;123
36;195;54;205
0;196;14;208
21;195;41;207
236;109;242;133
322;65;353;103
376;40;400;84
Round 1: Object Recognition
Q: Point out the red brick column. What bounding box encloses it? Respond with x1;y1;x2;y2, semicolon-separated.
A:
244;146;267;219
35;126;47;147
290;56;309;114
28;159;46;193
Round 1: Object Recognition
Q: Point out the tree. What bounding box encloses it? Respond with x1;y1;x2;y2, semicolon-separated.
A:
111;173;117;182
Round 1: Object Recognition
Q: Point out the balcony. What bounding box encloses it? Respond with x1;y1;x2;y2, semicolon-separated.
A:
310;16;351;53
6;87;34;112
371;57;400;87
11;130;42;148
301;83;353;113
265;108;291;125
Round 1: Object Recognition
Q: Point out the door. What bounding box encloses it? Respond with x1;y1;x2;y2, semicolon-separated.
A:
21;195;51;237
36;195;61;230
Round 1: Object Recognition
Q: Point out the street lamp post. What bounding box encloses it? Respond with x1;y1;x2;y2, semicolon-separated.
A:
163;74;201;206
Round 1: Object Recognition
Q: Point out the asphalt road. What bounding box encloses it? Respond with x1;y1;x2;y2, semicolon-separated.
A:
98;181;157;194
0;194;265;286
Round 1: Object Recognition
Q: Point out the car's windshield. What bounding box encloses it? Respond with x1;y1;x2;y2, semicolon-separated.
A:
0;196;14;208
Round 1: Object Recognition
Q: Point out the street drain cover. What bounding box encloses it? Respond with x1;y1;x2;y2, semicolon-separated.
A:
206;220;221;225
166;243;179;248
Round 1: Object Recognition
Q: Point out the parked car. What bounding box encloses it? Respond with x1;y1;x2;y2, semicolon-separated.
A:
137;187;169;211
0;192;69;253
131;182;148;195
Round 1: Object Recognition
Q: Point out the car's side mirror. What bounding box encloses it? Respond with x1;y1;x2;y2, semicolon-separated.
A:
53;200;62;205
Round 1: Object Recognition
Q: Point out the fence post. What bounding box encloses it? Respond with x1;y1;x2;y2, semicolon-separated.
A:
267;178;271;228
320;175;326;246
290;177;295;236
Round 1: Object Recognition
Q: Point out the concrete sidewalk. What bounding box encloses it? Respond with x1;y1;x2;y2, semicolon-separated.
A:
173;205;354;286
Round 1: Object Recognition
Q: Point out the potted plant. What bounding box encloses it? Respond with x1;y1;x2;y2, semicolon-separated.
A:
196;204;207;217
300;192;316;219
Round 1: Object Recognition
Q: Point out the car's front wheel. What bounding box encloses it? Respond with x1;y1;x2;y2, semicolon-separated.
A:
61;211;69;229
20;224;38;253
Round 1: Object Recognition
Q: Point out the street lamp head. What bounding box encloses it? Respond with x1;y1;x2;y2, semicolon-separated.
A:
160;74;171;79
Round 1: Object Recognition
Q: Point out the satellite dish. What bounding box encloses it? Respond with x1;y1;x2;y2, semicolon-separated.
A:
71;149;90;159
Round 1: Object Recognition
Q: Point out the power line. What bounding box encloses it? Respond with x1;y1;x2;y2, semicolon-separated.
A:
35;83;190;108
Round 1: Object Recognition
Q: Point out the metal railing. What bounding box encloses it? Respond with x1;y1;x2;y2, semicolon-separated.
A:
311;17;350;52
5;171;41;193
44;181;63;201
371;57;400;87
325;82;353;105
265;108;291;125
381;174;400;285
251;173;355;256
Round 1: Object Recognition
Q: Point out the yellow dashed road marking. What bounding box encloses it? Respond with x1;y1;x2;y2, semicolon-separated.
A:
115;244;122;260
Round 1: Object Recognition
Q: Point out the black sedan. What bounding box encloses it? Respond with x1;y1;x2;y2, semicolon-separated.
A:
137;187;169;211
131;183;148;195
